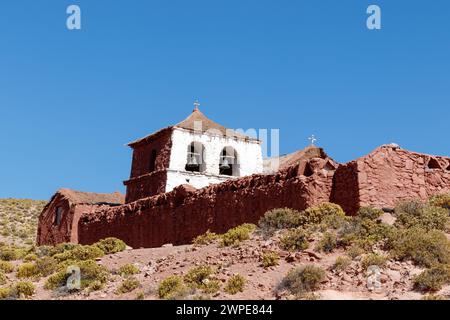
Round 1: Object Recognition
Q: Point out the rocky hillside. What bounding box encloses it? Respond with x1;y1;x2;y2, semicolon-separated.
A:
0;195;449;300
0;199;46;246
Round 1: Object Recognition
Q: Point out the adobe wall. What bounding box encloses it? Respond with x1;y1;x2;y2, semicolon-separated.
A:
356;146;450;209
124;128;173;202
330;161;360;216
78;158;336;248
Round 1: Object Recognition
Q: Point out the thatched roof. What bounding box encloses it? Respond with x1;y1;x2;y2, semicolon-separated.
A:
56;188;125;205
128;108;258;147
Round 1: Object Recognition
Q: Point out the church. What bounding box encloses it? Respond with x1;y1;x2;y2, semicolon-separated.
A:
123;102;264;203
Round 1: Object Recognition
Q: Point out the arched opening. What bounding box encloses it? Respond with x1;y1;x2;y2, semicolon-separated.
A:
219;146;239;176
427;158;442;170
185;142;206;173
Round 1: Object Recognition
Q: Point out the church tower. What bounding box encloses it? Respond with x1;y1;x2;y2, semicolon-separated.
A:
123;102;263;203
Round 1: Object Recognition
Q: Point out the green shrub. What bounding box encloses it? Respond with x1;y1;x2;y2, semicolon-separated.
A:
47;243;80;257
346;245;365;260
316;232;337;253
53;245;104;262
0;271;6;285
193;231;219;245
116;277;140;294
280;228;309;251
45;260;109;290
361;253;387;270
258;208;302;234
339;217;396;249
158;275;187;300
413;264;450;292
23;253;38;262
135;291;145;300
220;224;256;247
281;265;325;295
94;237;127;255
261;251;280;268
422;294;447;300
0;261;14;273
224;274;246;295
299;203;345;226
357;207;384;220
429;194;450;210
35;256;58;277
12;281;35;298
395;202;448;231
0;246;25;261
118;264;140;277
0;287;11;299
332;256;351;272
184;265;214;288
88;280;104;292
17;263;39;279
389;227;450;267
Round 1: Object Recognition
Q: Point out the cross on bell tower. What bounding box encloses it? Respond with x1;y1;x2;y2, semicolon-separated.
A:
308;135;317;146
193;100;200;111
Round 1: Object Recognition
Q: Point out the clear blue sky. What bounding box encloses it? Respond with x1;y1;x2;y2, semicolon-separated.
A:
0;1;449;200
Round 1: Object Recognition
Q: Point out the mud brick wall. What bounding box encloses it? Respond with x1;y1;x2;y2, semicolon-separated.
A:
356;147;450;209
331;161;360;216
78;159;336;248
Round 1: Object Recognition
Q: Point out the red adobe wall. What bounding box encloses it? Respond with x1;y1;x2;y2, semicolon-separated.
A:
124;128;173;203
356;146;450;209
78;158;336;248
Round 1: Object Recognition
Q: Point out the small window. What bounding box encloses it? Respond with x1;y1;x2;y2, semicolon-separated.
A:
149;150;157;172
54;207;63;226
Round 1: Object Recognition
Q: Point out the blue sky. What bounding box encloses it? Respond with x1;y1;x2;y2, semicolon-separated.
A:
0;1;449;200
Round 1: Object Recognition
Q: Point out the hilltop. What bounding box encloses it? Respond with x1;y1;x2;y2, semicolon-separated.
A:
0;199;46;246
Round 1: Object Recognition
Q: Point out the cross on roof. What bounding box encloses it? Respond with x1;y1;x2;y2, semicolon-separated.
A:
308;135;317;146
193;100;200;111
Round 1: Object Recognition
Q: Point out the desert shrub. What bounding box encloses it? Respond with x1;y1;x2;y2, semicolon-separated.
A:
346;245;365;260
118;264;140;277
193;231;219;245
332;256;351;272
258;208;301;234
45;260;109;290
422;294;447;300
299;203;345;226
357;207;384;220
395;202;448;231
261;251;280;268
135;291;145;300
35;256;58;277
53;245;104;262
220;224;256;247
413;264;450;292
47;243;80;257
0;261;14;273
184;265;213;288
224;274;246;295
0;287;11;299
388;227;450;267
116;277;140;294
23;253;38;262
319;212;349;231
0;272;6;285
16;263;39;279
94;237;127;255
361;253;387;270
11;281;35;298
316;232;338;253
338;217;396;249
279;228;309;251
158;275;187;300
88;280;104;292
0;246;25;261
280;265;325;295
428;194;450;210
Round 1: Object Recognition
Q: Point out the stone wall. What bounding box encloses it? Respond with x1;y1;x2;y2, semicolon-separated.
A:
356;146;450;209
78;158;335;248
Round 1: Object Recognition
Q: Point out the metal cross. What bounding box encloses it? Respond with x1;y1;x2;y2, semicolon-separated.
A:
308;135;317;146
